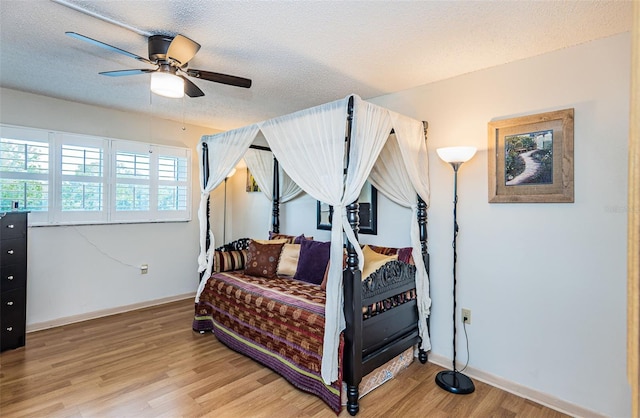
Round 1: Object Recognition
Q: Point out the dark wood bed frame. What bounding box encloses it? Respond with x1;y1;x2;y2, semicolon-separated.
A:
201;96;429;415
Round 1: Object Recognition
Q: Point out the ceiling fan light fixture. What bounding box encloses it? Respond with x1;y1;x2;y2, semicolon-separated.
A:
66;31;252;98
150;72;184;98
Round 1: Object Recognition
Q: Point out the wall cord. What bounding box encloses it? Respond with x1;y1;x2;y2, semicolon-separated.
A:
459;320;471;373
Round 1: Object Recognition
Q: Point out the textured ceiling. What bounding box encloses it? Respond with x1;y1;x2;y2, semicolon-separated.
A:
0;0;633;131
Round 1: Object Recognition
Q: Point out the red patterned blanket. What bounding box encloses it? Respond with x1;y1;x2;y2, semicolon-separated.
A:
194;271;343;413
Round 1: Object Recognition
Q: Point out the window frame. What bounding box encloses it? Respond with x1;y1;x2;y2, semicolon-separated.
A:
54;133;109;224
0;125;51;224
0;124;192;226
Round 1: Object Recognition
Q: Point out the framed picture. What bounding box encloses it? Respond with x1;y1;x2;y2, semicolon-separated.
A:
317;182;378;235
488;108;574;203
245;168;260;192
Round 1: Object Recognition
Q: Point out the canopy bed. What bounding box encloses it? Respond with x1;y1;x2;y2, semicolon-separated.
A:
194;95;431;415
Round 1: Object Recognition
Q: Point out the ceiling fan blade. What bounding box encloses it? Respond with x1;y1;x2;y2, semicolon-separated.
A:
186;69;252;89
99;69;156;77
66;32;153;65
180;76;204;97
167;34;201;65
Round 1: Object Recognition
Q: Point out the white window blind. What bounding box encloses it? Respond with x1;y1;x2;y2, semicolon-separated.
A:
157;148;189;215
0;124;191;226
55;134;108;224
115;146;151;213
0;126;50;224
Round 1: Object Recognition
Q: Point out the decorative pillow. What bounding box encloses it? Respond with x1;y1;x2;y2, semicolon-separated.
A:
213;249;247;273
215;238;251;252
244;240;285;278
269;232;313;244
254;238;289;245
397;247;415;265
294;239;331;285
320;249;347;291
277;243;301;276
361;245;398;280
367;245;415;265
294;235;312;244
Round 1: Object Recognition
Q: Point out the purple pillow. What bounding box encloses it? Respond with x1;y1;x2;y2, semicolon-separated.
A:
294;240;331;285
293;234;307;244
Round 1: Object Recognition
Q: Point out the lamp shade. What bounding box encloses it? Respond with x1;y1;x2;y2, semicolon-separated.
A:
150;72;184;98
436;146;477;164
226;168;237;179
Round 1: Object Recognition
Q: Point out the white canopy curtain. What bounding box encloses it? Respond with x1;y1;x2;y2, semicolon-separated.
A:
196;94;429;384
259;97;351;384
196;124;260;299
243;148;304;204
388;111;431;351
367;131;432;352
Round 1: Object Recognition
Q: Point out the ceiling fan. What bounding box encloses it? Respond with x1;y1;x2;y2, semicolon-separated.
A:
66;31;252;98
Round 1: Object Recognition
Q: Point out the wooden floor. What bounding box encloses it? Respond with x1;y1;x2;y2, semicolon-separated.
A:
0;299;568;418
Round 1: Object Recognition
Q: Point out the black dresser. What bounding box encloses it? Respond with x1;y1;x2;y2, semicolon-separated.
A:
0;212;28;352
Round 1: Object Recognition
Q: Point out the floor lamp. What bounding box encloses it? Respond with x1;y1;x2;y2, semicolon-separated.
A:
435;146;477;395
223;168;237;244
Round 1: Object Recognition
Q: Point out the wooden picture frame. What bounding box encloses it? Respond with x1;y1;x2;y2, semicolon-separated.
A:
488;108;574;203
245;168;260;192
317;182;378;235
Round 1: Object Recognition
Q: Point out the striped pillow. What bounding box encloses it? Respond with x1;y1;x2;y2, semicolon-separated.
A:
213;250;247;273
268;232;313;244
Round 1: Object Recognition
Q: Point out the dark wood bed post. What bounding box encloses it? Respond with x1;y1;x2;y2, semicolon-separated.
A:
417;195;429;364
344;200;362;416
417;120;429;364
201;142;210;281
342;95;363;416
271;157;280;233
418;196;428;274
419;121;429;272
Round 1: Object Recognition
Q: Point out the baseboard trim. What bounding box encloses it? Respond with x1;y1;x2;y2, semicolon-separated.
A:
27;292;196;333
428;353;606;418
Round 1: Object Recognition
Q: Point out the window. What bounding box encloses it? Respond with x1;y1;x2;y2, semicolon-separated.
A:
61;144;104;211
0;124;191;226
0;126;50;224
111;140;190;222
114;144;151;215
158;154;189;212
56;134;108;224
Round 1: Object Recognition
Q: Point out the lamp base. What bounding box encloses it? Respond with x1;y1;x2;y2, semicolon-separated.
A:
435;370;475;394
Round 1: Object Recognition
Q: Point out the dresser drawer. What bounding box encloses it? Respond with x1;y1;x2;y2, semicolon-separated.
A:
0;308;26;351
1;287;26;315
1;299;26;327
1;287;26;350
0;213;27;240
0;263;27;292
0;238;27;268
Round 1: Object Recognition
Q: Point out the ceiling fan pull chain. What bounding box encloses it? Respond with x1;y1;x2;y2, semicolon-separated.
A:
182;96;186;131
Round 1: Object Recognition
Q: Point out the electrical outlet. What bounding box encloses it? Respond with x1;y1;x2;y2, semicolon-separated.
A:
140;264;148;274
462;308;471;324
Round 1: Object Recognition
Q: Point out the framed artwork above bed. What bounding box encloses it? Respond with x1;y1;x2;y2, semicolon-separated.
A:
317;182;378;235
245;168;261;192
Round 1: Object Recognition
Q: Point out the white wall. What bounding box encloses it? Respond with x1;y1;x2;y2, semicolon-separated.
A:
0;88;220;326
225;174;412;247
370;33;631;417
227;33;632;417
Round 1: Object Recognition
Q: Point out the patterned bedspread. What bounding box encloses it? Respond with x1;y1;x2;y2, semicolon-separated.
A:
193;271;343;413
